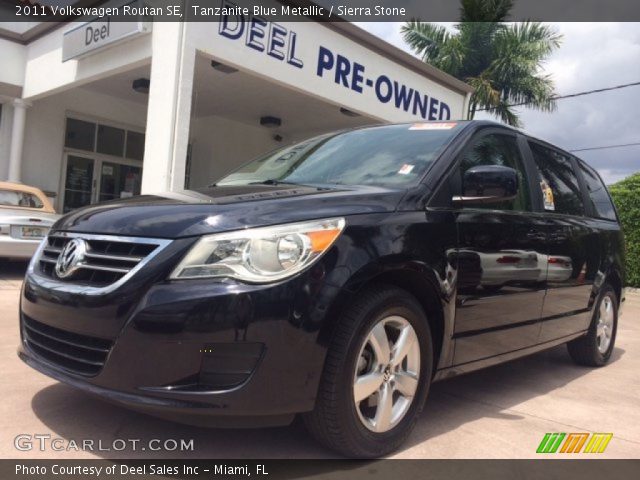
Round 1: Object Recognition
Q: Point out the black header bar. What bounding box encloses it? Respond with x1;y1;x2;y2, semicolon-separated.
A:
3;459;640;480
2;0;640;23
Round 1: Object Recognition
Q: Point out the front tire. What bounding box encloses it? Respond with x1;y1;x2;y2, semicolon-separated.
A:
304;285;433;458
567;284;618;366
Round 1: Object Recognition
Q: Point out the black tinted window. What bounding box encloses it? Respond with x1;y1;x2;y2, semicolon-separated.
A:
126;131;145;161
529;142;585;216
578;161;617;221
458;134;531;211
65;118;95;151
97;125;125;157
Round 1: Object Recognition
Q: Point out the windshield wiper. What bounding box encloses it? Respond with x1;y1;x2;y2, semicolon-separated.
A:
209;179;297;187
211;179;330;188
248;179;302;186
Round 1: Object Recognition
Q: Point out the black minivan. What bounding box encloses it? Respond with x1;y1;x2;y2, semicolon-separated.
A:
19;121;625;457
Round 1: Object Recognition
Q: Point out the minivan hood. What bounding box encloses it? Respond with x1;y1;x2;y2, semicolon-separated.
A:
52;184;404;238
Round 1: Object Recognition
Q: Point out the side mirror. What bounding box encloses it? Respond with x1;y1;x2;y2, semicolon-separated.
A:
453;165;519;205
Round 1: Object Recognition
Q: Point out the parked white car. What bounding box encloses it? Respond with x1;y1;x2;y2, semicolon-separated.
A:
0;182;60;259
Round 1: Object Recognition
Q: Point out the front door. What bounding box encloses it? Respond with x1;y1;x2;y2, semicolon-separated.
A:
451;131;547;365
62;154;142;213
98;161;142;202
62;154;96;213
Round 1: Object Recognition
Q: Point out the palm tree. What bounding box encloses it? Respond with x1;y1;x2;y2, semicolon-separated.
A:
401;0;562;127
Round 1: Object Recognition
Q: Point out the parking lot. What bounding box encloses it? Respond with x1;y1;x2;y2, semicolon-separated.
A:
1;260;639;459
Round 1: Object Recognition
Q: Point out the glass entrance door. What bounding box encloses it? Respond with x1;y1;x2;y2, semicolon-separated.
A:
63;154;96;213
98;161;142;202
62;155;143;213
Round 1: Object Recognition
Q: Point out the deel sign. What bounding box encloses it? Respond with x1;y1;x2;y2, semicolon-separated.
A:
85;19;111;46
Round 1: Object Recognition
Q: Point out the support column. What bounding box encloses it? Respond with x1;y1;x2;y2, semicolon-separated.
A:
7;98;29;182
141;22;195;194
0;101;14;179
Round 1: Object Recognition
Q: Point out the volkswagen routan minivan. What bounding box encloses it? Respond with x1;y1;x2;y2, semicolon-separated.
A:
19;121;625;457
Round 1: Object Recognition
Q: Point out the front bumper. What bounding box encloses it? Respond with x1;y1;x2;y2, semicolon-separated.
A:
0;236;42;259
19;261;342;426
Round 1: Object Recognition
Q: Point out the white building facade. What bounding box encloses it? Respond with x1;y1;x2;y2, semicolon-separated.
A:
0;13;472;213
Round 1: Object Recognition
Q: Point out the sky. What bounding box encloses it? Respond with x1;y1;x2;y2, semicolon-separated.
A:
357;22;640;184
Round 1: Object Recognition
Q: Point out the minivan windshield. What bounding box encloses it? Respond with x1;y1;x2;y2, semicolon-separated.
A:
216;123;463;188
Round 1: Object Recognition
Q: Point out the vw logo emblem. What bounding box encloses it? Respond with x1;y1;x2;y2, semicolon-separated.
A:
55;238;87;279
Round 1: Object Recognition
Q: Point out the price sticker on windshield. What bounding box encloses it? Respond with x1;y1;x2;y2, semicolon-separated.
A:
398;164;415;175
409;122;457;130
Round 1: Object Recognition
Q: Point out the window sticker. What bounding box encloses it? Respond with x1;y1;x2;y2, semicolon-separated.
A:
398;164;415;175
541;180;555;211
409;122;457;130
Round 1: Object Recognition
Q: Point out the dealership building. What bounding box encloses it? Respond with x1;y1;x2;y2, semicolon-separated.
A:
0;10;472;213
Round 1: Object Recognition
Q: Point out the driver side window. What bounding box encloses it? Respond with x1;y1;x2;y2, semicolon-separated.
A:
457;134;531;211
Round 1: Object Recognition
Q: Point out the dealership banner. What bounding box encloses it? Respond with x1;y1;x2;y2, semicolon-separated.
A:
3;0;640;22
4;460;640;479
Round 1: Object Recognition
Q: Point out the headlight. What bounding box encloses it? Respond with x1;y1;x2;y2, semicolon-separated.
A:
170;217;346;282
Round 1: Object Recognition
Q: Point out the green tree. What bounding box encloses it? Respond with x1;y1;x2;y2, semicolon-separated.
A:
401;0;562;127
609;173;640;287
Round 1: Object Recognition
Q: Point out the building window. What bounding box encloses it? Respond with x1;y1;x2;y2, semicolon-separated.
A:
62;117;145;213
65;118;96;152
125;131;145;161
97;124;125;157
64;117;143;161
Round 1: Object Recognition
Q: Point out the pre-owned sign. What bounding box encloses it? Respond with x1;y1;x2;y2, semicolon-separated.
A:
217;6;452;121
191;0;467;123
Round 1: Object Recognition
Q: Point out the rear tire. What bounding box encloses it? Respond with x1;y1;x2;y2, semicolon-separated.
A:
567;284;618;367
303;284;433;458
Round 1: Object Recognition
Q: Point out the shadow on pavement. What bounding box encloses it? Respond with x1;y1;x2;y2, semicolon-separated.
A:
29;341;624;459
408;344;625;451
30;384;334;459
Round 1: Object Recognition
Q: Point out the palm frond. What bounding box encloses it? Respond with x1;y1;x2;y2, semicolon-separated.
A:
401;21;452;64
456;22;503;77
401;2;561;127
467;75;501;118
489;101;522;127
459;0;514;22
492;22;562;72
502;74;557;112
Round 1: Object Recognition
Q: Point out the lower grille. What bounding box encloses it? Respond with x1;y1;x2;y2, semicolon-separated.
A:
22;315;113;376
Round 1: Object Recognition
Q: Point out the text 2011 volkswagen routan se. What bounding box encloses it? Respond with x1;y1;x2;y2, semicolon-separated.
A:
19;121;625;457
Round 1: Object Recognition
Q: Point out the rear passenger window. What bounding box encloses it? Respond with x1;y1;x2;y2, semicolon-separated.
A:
578;162;617;221
457;134;531;211
529;142;585;216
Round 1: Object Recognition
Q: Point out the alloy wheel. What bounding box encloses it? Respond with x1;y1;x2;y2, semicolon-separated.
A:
353;316;421;433
596;295;614;354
